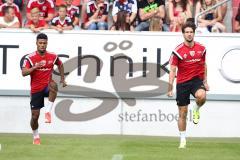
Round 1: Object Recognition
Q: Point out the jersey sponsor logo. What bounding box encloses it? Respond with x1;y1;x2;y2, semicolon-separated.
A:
38;60;46;66
36;68;51;71
185;58;201;62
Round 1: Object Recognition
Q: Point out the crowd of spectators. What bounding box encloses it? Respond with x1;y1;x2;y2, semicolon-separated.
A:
0;0;239;32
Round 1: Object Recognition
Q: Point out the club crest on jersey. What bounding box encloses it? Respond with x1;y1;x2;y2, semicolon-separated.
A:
190;51;195;57
42;6;47;11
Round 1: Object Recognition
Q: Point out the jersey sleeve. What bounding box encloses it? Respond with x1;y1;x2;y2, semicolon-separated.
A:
138;0;145;9
51;17;57;26
22;58;32;69
202;47;206;62
203;47;206;55
73;8;80;17
169;52;179;66
66;17;73;26
47;0;55;14
26;0;34;13
86;2;94;17
54;56;63;66
103;2;109;15
158;0;165;6
111;1;118;16
132;0;138;13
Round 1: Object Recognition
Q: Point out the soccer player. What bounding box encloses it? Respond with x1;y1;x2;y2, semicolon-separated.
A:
167;21;209;148
22;33;67;145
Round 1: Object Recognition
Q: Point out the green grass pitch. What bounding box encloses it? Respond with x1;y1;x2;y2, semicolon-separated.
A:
0;134;240;160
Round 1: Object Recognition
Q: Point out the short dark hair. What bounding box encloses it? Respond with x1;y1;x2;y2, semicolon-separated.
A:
36;33;48;40
3;6;14;15
181;20;196;33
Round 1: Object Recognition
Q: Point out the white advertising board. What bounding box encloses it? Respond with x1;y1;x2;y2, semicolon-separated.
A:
0;96;239;137
0;30;240;98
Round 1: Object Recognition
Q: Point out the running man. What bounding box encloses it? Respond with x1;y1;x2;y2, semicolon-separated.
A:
167;21;209;148
22;33;67;145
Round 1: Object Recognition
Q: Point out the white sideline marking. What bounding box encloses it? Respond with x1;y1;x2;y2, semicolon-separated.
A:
112;154;123;160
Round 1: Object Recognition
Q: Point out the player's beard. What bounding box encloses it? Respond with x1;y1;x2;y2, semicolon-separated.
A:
186;39;193;43
186;36;193;43
38;49;46;55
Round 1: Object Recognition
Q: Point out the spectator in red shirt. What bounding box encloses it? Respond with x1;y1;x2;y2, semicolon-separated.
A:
168;21;209;149
21;33;67;145
26;0;55;23
25;7;49;32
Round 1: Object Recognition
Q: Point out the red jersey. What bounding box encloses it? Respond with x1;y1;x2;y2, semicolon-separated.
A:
27;0;55;18
26;19;47;28
22;51;62;94
169;42;206;84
